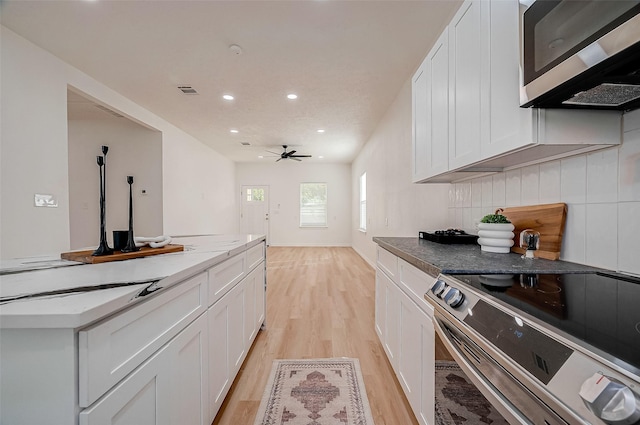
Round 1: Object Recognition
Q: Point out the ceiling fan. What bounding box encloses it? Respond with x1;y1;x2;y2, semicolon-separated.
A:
267;145;312;162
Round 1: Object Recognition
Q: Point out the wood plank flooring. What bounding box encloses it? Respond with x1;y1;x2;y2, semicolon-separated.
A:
212;246;419;425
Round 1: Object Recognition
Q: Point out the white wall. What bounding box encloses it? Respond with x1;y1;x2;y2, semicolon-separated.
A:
1;26;238;259
236;162;351;246
448;110;640;276
68;117;163;250
351;79;451;266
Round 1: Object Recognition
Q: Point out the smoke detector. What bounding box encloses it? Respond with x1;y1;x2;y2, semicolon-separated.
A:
229;44;243;55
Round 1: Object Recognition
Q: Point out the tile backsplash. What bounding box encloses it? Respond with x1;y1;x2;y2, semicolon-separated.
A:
449;112;640;276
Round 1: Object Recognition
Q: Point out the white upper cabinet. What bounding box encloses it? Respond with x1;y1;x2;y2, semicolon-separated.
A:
412;30;449;182
412;0;621;183
483;0;533;159
448;0;487;170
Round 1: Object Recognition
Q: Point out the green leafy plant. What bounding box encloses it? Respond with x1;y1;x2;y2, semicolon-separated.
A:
480;213;511;224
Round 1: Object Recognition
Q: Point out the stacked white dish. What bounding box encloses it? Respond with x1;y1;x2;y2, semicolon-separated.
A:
477;223;515;253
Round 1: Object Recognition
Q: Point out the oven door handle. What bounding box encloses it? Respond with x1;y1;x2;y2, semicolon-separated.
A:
432;314;532;425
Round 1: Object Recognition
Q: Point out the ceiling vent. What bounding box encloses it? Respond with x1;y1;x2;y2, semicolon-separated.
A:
94;104;124;118
240;142;251;146
178;85;199;95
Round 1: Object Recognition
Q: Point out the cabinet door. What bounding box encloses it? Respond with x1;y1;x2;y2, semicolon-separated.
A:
418;311;435;425
79;346;170;425
382;270;399;369
412;30;450;181
254;263;266;331
244;266;258;345
448;0;487;170
80;315;207;425
228;282;246;375
398;294;422;412
374;270;386;340
483;0;535;159
208;298;231;421
168;314;208;425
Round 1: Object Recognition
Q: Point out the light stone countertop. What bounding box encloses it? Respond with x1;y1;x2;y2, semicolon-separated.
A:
0;234;265;329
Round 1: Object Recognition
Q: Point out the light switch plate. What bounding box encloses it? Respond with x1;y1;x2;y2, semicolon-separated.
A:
34;193;58;207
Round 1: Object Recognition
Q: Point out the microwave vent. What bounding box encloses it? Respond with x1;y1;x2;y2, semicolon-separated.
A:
562;83;640;107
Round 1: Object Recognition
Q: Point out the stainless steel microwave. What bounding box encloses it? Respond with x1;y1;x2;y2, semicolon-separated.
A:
519;0;640;111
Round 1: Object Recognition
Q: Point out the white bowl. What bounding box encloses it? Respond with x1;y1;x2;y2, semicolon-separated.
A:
477;237;515;248
477;229;515;239
477;223;515;232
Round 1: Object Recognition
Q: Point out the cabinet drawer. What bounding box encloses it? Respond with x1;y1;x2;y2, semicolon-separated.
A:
398;259;435;318
208;252;246;306
246;242;265;272
79;272;207;407
377;246;398;282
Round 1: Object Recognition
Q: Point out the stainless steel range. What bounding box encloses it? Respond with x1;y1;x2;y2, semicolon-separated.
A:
425;272;640;425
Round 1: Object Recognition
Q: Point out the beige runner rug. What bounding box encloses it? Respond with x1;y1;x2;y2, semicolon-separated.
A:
253;358;375;425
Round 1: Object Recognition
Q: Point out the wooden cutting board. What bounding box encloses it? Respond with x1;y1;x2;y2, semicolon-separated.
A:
61;244;184;264
499;203;567;260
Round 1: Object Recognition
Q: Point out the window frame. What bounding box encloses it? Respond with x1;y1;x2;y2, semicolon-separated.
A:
299;182;328;228
359;172;367;232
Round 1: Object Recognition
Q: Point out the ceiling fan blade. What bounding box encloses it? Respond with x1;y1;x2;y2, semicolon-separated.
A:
276;157;282;162
288;150;297;156
266;150;280;155
291;157;302;161
290;154;312;158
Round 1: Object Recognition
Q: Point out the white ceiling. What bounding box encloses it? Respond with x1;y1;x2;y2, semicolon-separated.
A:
1;0;461;163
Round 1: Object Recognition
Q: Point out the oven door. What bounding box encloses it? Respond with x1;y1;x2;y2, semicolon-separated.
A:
433;312;568;425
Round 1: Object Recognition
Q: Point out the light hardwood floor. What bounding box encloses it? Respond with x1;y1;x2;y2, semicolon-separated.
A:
212;246;419;425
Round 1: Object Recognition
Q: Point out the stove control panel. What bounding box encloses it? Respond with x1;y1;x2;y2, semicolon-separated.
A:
425;276;478;320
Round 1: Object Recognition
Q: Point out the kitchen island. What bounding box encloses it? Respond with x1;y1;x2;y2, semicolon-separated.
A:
0;234;266;425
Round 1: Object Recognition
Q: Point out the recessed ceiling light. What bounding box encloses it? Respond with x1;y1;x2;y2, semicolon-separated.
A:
317;129;325;133
223;94;234;100
287;94;298;100
318;156;324;159
230;129;239;133
258;155;264;159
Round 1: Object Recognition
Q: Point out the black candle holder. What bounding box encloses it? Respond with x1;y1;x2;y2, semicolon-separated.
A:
121;175;139;253
92;149;113;256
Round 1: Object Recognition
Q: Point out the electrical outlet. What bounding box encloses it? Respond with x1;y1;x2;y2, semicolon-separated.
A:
34;194;58;207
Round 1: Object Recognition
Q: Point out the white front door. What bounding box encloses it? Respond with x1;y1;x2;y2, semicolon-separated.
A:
240;185;269;244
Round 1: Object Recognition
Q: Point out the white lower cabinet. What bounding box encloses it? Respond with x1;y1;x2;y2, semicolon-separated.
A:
377;268;399;368
79;313;208;425
376;247;435;425
208;256;266;423
0;239;266;425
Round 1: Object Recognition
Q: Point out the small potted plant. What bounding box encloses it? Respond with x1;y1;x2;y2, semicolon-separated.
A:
477;212;515;253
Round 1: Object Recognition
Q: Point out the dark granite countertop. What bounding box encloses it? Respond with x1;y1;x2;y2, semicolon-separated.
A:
373;237;605;277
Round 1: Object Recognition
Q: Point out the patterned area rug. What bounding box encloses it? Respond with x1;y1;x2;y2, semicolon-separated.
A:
254;358;374;425
435;361;509;425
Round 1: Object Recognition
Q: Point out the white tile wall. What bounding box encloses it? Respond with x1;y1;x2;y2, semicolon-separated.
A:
521;165;540;205
585;203;617;270
618;202;640;274
449;109;640;275
492;174;506;207
561;155;587;204
618;128;640;202
539;160;561;204
586;148;618;203
505;169;521;207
